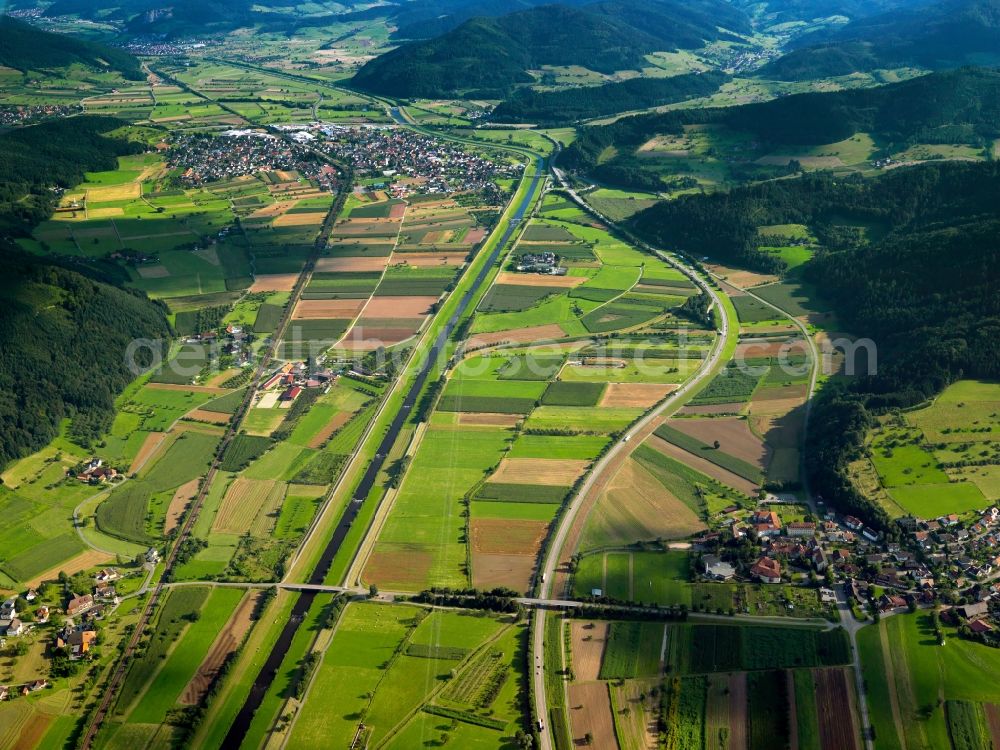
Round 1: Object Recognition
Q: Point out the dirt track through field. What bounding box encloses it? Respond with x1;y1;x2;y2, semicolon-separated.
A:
165;479;200;535
467;323;567;348
307;411;352;449
570;621;609;682
648;434;759;496
180;591;260;705
130;431;167;474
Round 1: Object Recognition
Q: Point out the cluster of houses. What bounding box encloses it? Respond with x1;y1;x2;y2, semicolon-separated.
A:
310;123;520;197
0;103;79;128
185;323;253;369
73;458;118;484
696;496;1000;641
261;359;339;404
513;251;567;276
167;131;337;190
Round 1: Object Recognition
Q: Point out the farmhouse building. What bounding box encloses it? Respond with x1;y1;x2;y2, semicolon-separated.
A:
57;628;98;659
66;594;94;617
751;557;781;584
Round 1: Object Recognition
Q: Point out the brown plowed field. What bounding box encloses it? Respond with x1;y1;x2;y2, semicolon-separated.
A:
495;272;586;288
985;704;1000;748
472;552;536;593
180;592;260;705
570;621;608;681
471;518;548;555
678;403;745;415
363;296;437;317
467;323;567;348
567;682;617;750
307;411;352;449
12;713;52;750
273;211;325;227
185;408;231;424
600;383;677;408
589;457;706;546
458;413;522;427
293;298;366;318
814;668;861;750
364;544;434;589
388;202;406;219
666;417;770;468
249;273;298;292
315;255;388;272
27;549;112;589
391;252;466;266
165;479;199;534
130;431;167;473
753;384;809;401
736;340;807;358
648;435;759;496
490;458;588;486
146;383;228;394
728;672;748;750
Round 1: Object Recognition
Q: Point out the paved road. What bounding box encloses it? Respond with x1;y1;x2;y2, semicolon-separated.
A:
529;159;735;750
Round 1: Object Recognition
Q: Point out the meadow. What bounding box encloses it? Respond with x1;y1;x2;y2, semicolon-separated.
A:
858;612;1000;750
862;380;999;518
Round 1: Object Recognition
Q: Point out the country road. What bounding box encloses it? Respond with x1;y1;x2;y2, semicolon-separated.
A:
530;156;737;750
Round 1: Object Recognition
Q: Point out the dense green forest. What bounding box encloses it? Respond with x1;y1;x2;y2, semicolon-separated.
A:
560;68;1000;189
0;16;142;79
0;117;169;467
0;252;170;468
352;0;748;98
631;162;1000;527
0;116;143;236
761;0;1000;80
491;71;729;124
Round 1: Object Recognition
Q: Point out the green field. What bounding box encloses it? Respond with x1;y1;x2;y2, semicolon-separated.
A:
858;613;1000;750
598;621;665;679
863;380;999;518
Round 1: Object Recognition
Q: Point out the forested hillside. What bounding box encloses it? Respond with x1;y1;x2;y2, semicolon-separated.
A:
0;117;170;467
631;162;1000;527
0;15;143;79
0;116;143;235
492;71;729;124
762;0;1000;79
351;0;749;98
0;253;170;468
560;68;1000;189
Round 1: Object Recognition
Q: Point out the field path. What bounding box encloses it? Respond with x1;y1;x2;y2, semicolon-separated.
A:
878;624;908;750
